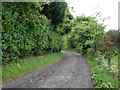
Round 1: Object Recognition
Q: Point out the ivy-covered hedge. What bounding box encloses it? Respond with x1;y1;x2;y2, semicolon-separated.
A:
2;2;63;65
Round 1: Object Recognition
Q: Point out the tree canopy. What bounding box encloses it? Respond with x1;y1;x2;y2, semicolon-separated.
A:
42;2;68;25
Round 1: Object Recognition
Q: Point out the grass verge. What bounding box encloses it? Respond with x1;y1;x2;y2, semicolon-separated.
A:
2;52;64;83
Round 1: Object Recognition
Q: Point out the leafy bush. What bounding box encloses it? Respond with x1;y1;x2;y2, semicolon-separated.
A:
67;16;105;55
2;2;63;65
86;53;118;88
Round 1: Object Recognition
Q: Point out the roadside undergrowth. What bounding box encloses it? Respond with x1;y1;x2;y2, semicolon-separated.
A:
62;48;118;88
85;53;118;88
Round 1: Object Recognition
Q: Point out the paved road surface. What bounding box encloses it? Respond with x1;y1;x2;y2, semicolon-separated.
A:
3;52;93;88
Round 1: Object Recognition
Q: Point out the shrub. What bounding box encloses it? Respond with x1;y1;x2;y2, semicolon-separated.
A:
2;2;63;65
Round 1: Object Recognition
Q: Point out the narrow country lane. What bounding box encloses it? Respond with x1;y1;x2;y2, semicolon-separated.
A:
3;52;93;88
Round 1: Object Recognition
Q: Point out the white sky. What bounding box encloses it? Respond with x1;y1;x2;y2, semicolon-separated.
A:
65;0;119;31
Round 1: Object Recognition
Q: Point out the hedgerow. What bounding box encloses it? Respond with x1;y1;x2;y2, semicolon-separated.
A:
2;2;63;65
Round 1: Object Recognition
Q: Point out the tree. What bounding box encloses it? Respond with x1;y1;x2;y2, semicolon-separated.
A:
56;8;73;35
42;2;68;26
67;16;105;55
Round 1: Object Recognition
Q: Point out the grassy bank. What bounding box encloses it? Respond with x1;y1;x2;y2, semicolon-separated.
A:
2;52;64;82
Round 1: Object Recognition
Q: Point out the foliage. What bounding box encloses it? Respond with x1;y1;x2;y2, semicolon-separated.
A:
63;14;118;88
67;16;105;54
42;2;68;26
99;30;119;54
98;30;119;70
59;8;73;34
61;48;78;53
2;2;63;65
106;30;119;46
54;8;74;35
86;53;118;88
62;49;118;88
41;2;73;35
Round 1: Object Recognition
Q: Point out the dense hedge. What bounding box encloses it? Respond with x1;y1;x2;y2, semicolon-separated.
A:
2;2;63;65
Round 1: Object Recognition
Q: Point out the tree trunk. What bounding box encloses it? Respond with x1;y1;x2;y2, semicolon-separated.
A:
95;43;96;53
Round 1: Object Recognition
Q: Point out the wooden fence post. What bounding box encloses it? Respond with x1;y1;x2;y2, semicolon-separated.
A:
108;58;111;70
